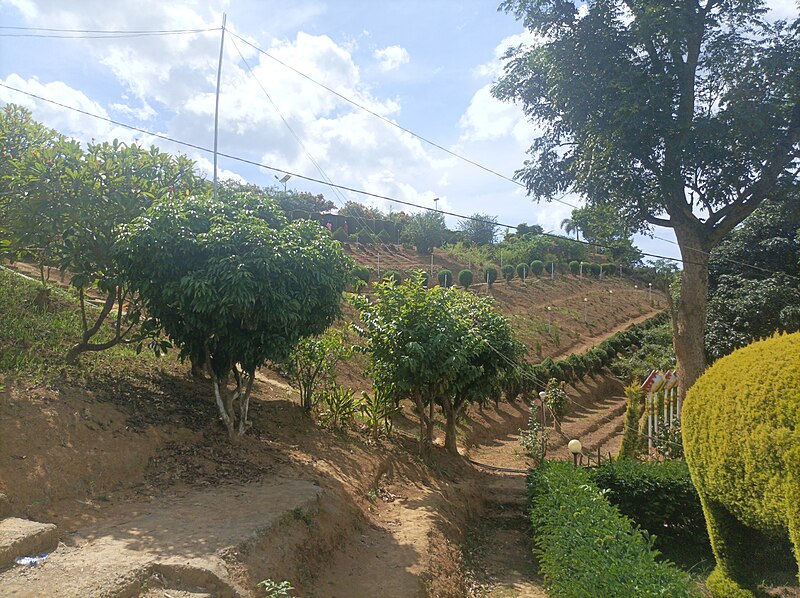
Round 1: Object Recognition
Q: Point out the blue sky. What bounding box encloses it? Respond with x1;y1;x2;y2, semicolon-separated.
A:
1;0;797;263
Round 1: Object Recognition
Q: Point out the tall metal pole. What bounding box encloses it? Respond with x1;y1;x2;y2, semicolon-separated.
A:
212;13;227;201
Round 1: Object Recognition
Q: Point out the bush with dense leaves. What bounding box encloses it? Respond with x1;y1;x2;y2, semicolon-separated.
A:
501;264;515;283
516;263;529;280
589;459;706;541
530;260;544;275
458;269;473;289
382;270;402;284
483;266;498;287
569;260;580;275
438;269;453;288
527;462;692;597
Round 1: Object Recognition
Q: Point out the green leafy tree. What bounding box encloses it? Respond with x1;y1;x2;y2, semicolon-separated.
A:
282;329;349;411
116;192;352;439
353;274;523;456
501;264;515;283
495;0;800;395
458;269;474;289
337;200;386;220
403;211;446;255
437;269;453;288
458;213;499;245
483;266;498;287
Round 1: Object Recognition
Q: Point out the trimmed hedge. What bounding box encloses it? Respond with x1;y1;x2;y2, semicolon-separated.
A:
352;265;371;285
589;459;706;541
382;270;402;284
569;260;580;275
528;462;692;597
437;268;453;288
530;260;544;276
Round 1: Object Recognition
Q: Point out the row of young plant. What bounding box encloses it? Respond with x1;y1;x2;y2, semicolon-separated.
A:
504;310;671;398
352;259;627;292
527;462;694;597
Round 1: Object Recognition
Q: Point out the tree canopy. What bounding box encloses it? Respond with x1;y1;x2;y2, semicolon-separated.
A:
458;213;499;245
494;0;800;391
402;210;447;255
116;192;352;438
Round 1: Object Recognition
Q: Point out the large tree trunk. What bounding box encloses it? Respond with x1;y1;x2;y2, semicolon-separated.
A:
442;398;460;456
673;224;712;400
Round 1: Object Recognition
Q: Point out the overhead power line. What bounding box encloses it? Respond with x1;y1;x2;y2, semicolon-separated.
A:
1;81;793;279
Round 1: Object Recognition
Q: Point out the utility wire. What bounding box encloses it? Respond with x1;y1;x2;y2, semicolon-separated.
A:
3;81;796;276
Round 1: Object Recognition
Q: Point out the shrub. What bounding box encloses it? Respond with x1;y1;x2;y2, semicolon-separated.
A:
683;332;800;595
603;263;617;276
619;383;644;459
377;229;392;243
589;263;602;276
483;266;498;287
352;265;371;286
382;270;402;284
528;462;692;597
502;264;515;283
580;261;590;275
589;459;706;542
569;260;580;275
530;260;544;276
543;378;568;419
317;384;359;429
517;263;529;281
437;269;453;288
332;227;348;242
458;269;474;289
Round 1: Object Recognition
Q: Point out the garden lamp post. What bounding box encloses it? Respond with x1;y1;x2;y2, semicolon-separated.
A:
608;289;613;309
648;282;652;303
568;439;582;468
583;297;588;323
547;305;552;333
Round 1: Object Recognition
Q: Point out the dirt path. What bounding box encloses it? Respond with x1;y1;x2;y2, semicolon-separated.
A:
0;478;320;597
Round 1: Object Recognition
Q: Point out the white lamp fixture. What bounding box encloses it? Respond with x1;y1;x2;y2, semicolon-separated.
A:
568;439;582;467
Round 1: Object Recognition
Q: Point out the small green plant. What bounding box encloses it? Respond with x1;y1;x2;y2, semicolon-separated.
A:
516;262;529;282
437;268;453;288
258;579;295;598
318;384;359;429
530;260;544;276
483;266;498;287
458;269;474;289
282;329;348;412
359;388;401;440
382;269;402;284
520;400;548;465
501;264;515;283
569;260;580;275
543;378;567;420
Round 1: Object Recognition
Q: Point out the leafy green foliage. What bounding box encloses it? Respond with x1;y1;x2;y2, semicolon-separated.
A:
543;378;567;419
358;388;401;440
501;264;515;283
683;333;800;595
568;260;580;275
458;269;473;289
516;263;529;280
403;211;446;255
382;269;402;284
317;384;359;430
494;0;800;392
706;196;800;362
527;462;692;597
483;266;498;287
589;459;706;543
457;212;498;245
352;273;524;455
116;192;352;438
282;329;349;411
437;269;453;288
530;260;544;276
258;579;295;598
619;383;645;459
610;320;675;383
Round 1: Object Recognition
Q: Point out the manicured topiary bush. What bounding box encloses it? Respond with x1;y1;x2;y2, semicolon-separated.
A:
528;462;693;597
683;332;800;597
590;262;602;277
517;263;529;281
484;266;498;287
501;264;515;283
458;269;474;289
569;260;580;275
530;260;544;276
437;269;453;288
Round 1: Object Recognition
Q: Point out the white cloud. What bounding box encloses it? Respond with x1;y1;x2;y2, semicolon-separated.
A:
373;45;410;71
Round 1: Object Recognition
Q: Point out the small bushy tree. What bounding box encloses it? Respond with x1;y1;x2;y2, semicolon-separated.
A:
530;260;544;276
484;266;498;287
501;264;515;283
437;269;453;288
117;192;352;439
458;269;474;289
516;263;528;281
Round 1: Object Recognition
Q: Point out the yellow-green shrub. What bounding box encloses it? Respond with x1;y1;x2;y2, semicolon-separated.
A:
682;332;800;596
